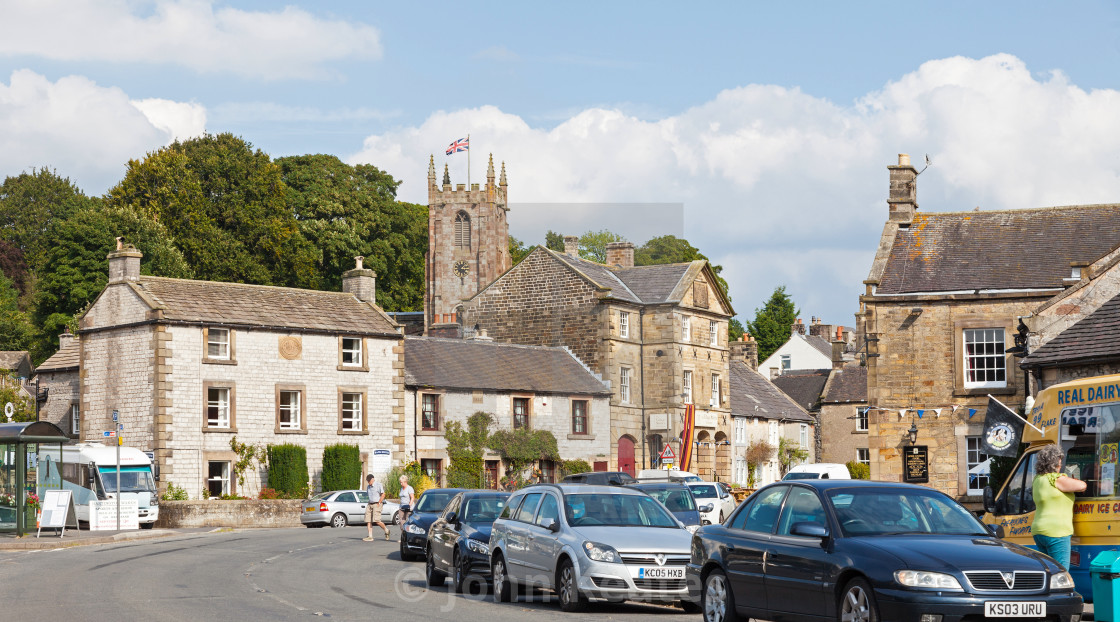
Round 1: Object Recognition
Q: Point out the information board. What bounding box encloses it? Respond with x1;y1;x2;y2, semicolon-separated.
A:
371;449;391;474
902;445;930;483
37;489;78;537
90;498;139;530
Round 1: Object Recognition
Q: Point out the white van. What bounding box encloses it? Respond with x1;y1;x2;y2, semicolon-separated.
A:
38;443;159;528
637;468;702;483
782;463;851;480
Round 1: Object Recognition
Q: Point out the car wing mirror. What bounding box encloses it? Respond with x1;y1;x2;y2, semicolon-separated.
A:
987;523;1006;539
700;503;715;514
982;486;997;515
790;521;830;539
544;518;560;533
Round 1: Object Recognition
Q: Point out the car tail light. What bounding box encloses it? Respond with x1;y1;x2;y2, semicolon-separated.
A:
319;502;328;512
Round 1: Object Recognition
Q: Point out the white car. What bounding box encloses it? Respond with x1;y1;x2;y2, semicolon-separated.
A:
687;482;737;525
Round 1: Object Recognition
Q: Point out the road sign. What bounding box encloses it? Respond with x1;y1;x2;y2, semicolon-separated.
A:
112;410;118;422
659;444;677;462
118;423;123;431
103;430;116;438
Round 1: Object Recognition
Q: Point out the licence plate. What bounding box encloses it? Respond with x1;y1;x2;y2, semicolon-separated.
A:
636;567;685;580
985;601;1046;618
304;507;315;512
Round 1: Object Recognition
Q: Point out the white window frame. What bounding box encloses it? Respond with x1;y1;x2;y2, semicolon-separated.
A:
768;420;779;446
857;448;870;465
780;354;791;370
279;390;302;430
709;320;718;347
710;373;721;408
619;311;630;339
734;417;745;444
341;392;363;431
966;435;990;494
962;328;1007;389
207;461;230;498
69;404;80;436
856;408;868;432
799;423;809;449
682;316;691;342
683;370;693;404
341;337;363;367
620;368;631;404
207;328;230;360
207;387;231;429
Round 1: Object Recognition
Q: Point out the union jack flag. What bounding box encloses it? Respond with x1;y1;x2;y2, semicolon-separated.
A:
446;137;469;155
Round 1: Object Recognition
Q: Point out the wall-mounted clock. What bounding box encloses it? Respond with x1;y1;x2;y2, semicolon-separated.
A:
453;260;470;277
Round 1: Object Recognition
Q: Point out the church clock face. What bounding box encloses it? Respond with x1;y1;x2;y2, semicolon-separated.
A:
453;260;470;278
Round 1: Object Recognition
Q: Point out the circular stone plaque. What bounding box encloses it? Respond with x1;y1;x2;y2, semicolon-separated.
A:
278;336;302;360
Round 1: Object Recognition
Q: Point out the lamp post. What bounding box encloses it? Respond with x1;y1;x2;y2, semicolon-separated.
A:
907;421;919;446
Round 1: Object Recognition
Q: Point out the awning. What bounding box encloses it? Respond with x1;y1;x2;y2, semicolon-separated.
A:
0;421;70;443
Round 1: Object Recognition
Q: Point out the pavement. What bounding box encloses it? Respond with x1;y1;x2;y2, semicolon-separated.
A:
0;526;218;549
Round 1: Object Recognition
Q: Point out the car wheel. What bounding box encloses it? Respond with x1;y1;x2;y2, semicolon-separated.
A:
392;510;401;526
681;599;702;614
453;551;468;594
492;554;512;603
839;577;879;622
330;512;347;528
425;548;446;587
556;559;587;612
703;569;741;622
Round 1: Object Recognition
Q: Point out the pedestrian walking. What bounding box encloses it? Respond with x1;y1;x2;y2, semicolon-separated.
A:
398;474;415;535
1031;444;1086;569
363;474;390;541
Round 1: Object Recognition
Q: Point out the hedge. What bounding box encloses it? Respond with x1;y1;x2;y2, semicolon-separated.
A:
267;443;309;498
321;444;362;492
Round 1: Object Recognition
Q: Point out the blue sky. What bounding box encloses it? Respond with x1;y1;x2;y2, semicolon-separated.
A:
2;1;1119;325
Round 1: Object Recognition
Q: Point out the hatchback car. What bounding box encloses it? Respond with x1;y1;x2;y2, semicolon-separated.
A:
399;488;465;561
687;480;1082;622
628;482;709;533
687;482;738;525
489;483;697;612
425;490;510;592
300;490;401;528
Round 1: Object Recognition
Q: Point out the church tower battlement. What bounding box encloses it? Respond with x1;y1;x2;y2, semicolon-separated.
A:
424;153;510;332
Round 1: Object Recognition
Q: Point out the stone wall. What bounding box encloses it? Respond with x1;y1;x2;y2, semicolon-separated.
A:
37;368;80;436
155;499;303;528
819;403;866;464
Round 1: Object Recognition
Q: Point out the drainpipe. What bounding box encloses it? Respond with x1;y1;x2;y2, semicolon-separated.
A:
413;390;419;462
639;306;647;469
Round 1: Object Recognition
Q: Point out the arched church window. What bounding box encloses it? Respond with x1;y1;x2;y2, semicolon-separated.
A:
454;212;471;249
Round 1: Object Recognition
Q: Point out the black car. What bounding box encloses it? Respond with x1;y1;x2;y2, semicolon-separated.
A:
561;471;636;485
628;482;710;532
424;490;510;592
399;488;466;561
687;480;1083;622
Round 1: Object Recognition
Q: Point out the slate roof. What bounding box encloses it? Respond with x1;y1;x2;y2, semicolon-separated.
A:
548;249;707;305
0;351;29;371
1022;291;1120;368
805;334;833;358
822;364;867;404
877;205;1120;294
404;337;611;395
129;276;399;337
729;361;812;422
35;342;79;373
770;369;831;412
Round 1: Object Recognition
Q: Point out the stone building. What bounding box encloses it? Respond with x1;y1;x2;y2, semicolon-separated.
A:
818;363;868;466
32;331;80;437
859;153;1120;506
424;155;510;336
404;335;611;486
79;248;405;497
0;351;33;380
458;241;734;478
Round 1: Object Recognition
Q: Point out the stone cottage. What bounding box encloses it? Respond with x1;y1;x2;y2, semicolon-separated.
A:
79;247;405;497
32;331;80;437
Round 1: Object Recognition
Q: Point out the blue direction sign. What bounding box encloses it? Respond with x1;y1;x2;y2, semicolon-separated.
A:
103;430;117;438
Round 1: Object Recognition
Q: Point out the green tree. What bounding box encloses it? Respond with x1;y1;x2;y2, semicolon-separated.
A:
321;443;362;492
0;372;35;422
508;236;531;266
444;412;493;488
747;286;800;362
0;275;32;352
578;229;625;263
0;168;93;270
488;428;561;486
277;154;427;311
729;318;745;342
777;436;809;476
0;240;30;301
544;230;565;252
634;234;731;300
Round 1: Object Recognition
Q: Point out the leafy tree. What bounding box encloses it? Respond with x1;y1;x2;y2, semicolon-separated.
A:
276;155;426;310
488;428;561;486
0;240;30;300
578;229;625;263
729;318;745;342
747;286;800;362
635;234;731;300
0;372;35;422
777;436;809;476
544;230;565;252
508;236;531;266
0;275;32;351
444;412;493;488
0;168;93;270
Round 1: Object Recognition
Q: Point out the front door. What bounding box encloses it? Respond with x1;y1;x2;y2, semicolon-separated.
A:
618;436;636;477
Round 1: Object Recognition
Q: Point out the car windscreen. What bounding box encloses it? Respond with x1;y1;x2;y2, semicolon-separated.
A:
783;472;821;480
565;493;679;527
462;496;508;523
689;484;718;499
415;491;456;513
642;487;697;512
829;488;989;537
310;491;332;501
98;466;156;493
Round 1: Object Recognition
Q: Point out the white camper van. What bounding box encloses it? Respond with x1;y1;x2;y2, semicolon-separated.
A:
39;443;159;528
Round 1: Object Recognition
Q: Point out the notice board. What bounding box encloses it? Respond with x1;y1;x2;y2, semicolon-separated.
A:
37;489;78;537
902;445;929;484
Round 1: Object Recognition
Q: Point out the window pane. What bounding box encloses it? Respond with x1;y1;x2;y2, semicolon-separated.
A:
742;486;787;533
342;393;362;430
572;400;587;434
777;488;826;535
280;391;300;428
342;337;362;366
207;387;230;428
207;329;229;359
963;328;1006;388
422;394;439;430
513;398;529;429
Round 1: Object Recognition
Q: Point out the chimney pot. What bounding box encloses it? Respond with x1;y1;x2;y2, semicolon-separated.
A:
898;153;911;166
729;335;759;371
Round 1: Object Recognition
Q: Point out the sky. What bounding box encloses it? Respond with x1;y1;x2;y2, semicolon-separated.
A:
2;0;1120;326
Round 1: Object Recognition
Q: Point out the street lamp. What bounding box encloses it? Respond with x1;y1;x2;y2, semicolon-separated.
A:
907;422;919;446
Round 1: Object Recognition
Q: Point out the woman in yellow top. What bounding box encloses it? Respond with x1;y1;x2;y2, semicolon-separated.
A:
1032;445;1087;570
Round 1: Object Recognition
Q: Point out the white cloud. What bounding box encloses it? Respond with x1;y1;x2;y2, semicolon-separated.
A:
0;69;206;193
349;54;1120;323
0;0;381;80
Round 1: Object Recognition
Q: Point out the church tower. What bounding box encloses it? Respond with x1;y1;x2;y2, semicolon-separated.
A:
424;154;510;334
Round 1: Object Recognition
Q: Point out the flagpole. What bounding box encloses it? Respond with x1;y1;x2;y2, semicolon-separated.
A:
988;394;1044;433
467;133;471;187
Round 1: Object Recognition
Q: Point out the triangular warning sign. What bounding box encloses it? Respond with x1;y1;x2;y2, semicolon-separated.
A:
659;444;677;461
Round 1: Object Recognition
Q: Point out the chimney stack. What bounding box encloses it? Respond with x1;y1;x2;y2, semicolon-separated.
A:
563;236;580;258
831;340;846;369
58;328;77;351
729;334;759;371
342;256;377;303
770;367;781;380
107;239;142;284
888;153;918;224
605;241;635;268
791;318;806;336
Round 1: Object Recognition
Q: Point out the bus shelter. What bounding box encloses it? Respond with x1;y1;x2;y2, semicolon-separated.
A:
0;421;68;536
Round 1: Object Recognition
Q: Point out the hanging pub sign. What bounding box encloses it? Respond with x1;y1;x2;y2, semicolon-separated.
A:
902;445;929;483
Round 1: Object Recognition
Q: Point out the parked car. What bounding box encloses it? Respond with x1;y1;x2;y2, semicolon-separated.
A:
425;490;511;593
781;462;851;480
636;468;702;483
300;490;400;528
399;488;466;561
687;480;1082;622
628;482;708;533
561;471;636;485
687;482;737;525
489;483;698;612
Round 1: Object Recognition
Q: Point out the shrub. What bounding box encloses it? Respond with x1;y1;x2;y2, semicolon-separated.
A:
161;482;189;501
561;459;591;477
267;443;309;499
219;493;247;500
321;443;362;492
384;466;403;499
258;487;282;500
845;461;870;480
445;412;493;488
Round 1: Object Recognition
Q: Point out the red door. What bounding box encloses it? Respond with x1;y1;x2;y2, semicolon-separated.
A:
618;436;636;477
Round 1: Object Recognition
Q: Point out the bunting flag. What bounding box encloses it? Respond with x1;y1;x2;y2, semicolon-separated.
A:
932;408;942;418
916;409;925;419
968;408;977;419
680;404;696;472
899;409;908;419
981;396;1026;457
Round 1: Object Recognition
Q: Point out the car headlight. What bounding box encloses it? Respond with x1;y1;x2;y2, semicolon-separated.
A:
686;524;700;534
1050;571;1075;590
466;539;489;555
895;570;963;590
405;523;427;535
583;541;621;563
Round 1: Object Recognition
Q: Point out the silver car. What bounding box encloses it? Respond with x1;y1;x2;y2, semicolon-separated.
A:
488;483;697;612
300;490;401;528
